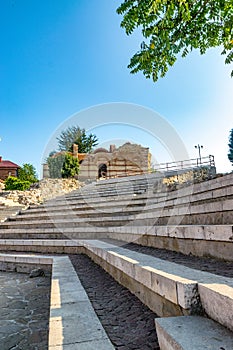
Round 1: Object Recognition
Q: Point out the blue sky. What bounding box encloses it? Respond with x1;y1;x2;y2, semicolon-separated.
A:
0;0;232;177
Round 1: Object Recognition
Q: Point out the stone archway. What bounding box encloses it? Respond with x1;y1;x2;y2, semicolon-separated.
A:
98;163;107;178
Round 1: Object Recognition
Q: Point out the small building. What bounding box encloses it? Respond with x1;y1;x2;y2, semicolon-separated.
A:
43;142;151;181
0;156;20;180
78;143;151;181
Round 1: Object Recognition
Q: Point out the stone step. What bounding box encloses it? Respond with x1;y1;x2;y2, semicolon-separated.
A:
50;179;231;205
0;206;26;221
0;224;231;242
0;228;107;239
19;191;233;218
2;238;232;332
0;239;86;254
11;207;144;221
43;193;150;207
65;185;233;209
29;175;233;217
82;172;233;196
0;224;232;260
74;186;221;204
0;216;133;228
30;195;150;211
0;224;232;242
155;316;233;350
24;199;152;215
53;185;149;200
82;240;233;331
55;173;232;207
94;172;232;192
42;183;233;217
19;210;232;227
0;232;64;239
5;195;233;227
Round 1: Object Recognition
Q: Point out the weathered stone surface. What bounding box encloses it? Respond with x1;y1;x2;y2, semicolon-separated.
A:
0;178;84;207
155;316;233;350
199;283;233;332
0;270;51;349
29;268;45;278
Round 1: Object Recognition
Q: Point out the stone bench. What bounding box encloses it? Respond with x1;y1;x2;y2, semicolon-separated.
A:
1;241;233;343
0;222;232;261
80;239;233;331
0;239;83;253
64;171;233;201
106;224;233;261
18;178;233;226
0;252;53;273
3;194;233;228
155;316;233;350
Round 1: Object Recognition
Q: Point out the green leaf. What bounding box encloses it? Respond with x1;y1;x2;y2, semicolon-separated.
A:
117;0;233;82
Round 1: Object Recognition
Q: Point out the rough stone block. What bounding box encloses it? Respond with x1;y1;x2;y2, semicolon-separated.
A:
176;279;199;310
106;251;137;278
199;283;233;332
150;268;178;304
134;265;152;289
155;316;233;350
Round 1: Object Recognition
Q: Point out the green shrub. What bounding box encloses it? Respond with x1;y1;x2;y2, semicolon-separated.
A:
61;153;79;178
5;176;31;191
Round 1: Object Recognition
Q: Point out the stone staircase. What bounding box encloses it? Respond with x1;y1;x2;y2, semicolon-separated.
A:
0;204;26;222
0;172;233;349
0;172;233;259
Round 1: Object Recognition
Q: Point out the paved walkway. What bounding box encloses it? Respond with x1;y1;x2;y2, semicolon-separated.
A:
0;271;51;350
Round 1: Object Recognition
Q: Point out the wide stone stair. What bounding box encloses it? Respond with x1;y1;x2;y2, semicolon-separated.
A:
0;172;233;349
0;172;233;259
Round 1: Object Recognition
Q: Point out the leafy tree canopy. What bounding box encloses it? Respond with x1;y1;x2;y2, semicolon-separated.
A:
57;126;98;153
18;163;38;184
117;0;233;81
228;128;233;165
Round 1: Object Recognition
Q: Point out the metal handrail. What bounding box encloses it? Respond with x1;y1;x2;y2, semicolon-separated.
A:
154;155;215;173
102;155;215;180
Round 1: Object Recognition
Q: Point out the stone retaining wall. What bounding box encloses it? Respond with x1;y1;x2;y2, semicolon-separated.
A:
0;178;84;207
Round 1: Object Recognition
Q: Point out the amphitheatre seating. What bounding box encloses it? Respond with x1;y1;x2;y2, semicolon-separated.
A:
1;239;233;349
0;205;25;222
0;172;233;349
80;240;233;331
0;172;233;260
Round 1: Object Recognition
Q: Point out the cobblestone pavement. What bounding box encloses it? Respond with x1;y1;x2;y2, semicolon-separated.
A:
0;271;51;350
104;240;233;279
69;254;159;350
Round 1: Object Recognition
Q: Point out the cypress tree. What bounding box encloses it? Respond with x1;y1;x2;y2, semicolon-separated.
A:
228;129;233;166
